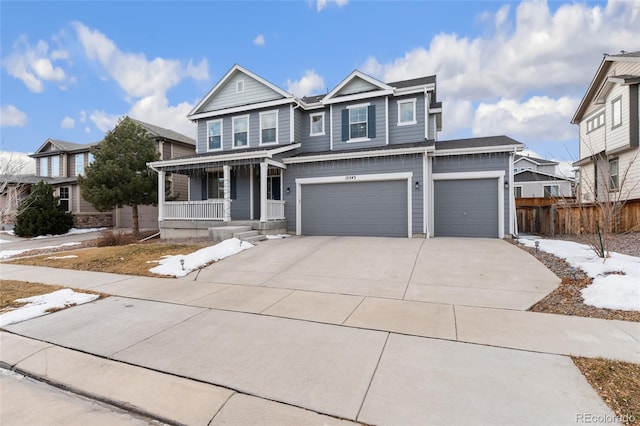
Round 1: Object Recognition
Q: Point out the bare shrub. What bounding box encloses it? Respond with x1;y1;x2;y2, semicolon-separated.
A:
96;230;136;247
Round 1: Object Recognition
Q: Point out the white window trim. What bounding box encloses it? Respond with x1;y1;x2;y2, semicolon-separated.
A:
514;185;523;198
611;97;622;129
40;157;48;177
232;115;250;149
75;153;85;176
347;103;370;142
397;98;417;126
206;119;223;152
259;110;278;146
51;155;61;177
236;79;244;93
309;112;325;136
58;186;71;212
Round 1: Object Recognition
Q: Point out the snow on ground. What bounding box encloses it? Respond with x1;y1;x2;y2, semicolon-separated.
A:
31;227;107;240
149;238;253;278
0;242;81;260
265;234;292;239
45;255;79;260
519;237;640;312
0;239;11;244
0;289;99;327
0;230;15;236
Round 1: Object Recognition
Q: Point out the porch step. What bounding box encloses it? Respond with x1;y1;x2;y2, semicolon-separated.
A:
242;234;267;244
209;225;251;241
233;230;261;240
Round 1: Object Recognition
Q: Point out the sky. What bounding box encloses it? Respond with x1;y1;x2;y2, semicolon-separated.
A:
1;0;639;176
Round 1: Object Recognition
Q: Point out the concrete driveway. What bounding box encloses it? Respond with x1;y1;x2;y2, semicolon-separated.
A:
194;236;560;310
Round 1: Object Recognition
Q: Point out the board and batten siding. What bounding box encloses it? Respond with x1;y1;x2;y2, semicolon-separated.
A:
432;152;511;236
331;98;386;151
201;72;285;113
283;154;424;234
196;105;291;152
388;95;426;144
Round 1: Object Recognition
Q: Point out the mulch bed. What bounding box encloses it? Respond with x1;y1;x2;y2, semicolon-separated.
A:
511;235;640;322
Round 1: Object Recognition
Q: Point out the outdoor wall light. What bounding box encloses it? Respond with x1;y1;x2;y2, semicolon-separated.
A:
286;187;291;194
504;181;509;189
414;181;420;190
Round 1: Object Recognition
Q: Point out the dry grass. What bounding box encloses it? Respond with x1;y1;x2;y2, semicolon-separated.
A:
7;243;208;277
0;280;106;310
573;357;640;425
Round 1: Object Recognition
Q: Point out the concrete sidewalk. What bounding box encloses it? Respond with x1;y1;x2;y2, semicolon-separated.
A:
1;237;639;424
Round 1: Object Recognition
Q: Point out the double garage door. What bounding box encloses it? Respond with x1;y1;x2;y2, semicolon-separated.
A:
434;178;499;238
301;180;408;237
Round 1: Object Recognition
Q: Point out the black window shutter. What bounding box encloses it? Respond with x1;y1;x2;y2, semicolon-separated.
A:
368;105;376;138
341;109;349;141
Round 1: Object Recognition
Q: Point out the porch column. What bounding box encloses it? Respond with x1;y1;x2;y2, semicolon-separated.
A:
223;165;231;222
157;170;165;222
260;162;268;222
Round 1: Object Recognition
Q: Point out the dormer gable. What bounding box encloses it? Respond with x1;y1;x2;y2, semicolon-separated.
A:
31;139;92;157
189;64;294;119
322;70;393;105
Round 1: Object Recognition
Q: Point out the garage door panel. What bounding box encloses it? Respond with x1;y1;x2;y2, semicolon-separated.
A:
434;179;498;238
301;181;407;237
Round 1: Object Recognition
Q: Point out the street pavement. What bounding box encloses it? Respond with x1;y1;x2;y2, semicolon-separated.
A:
1;236;638;425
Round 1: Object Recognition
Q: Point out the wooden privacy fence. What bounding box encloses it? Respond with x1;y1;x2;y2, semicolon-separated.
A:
516;198;640;236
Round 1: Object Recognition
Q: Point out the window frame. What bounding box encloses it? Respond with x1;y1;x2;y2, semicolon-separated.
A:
206;119;223;151
259;110;278;145
58;187;70;212
232;115;250;149
309;112;325;136
586;110;605;134
514;186;523;198
543;185;560;198
236;79;244;93
609;157;619;191
347;104;369;142
611;97;622;129
51;155;61;177
397;98;417;126
40;157;48;177
75;153;85;176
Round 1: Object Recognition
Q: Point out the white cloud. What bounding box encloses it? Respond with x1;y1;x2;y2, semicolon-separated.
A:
0;105;27;127
79;110;86;123
254;34;265;46
60;116;75;129
361;0;640;142
90;110;120;133
72;22;209;98
0;151;35;175
84;126;91;133
2;36;69;93
128;94;196;139
316;0;348;12
286;70;325;97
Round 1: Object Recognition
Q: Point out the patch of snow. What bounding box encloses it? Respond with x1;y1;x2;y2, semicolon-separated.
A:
0;289;99;327
149;237;253;278
45;255;79;260
0;239;11;244
31;227;106;240
518;237;640;312
0;242;81;259
265;234;292;239
0;230;15;236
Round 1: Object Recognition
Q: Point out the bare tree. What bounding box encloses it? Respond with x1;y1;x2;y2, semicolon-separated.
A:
0;151;34;226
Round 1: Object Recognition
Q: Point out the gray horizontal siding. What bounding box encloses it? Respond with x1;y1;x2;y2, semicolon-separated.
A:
294;108;304;143
283;154;424;234
300;108;330;153
389;95;425;144
202;71;284;112
337;78;378;96
332;98;386;150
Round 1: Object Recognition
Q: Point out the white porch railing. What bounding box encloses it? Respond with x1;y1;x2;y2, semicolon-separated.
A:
163;200;224;220
266;200;285;220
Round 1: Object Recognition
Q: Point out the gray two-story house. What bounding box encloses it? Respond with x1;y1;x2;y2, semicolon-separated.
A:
149;64;523;239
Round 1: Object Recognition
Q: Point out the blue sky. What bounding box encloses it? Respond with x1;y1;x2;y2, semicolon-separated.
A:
1;0;639;174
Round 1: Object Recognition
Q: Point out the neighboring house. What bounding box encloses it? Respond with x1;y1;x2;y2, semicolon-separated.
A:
149;64;524;239
0;175;39;227
24;117;195;228
513;154;573;198
572;51;640;202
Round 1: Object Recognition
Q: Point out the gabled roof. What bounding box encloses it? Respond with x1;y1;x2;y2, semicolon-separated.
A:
127;117;195;146
514;154;558;166
514;170;573;182
188;64;294;117
388;76;436;89
572;51;640;123
435;135;524;151
321;70;393;105
31;138;98;157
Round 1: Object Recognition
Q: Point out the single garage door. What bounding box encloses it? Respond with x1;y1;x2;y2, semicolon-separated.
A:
301;180;408;237
434;179;498;237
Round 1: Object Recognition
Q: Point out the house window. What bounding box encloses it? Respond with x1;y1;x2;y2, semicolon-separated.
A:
236;80;244;93
514;186;523;198
586;111;605;133
207;171;224;199
310;112;324;136
609;158;619;191
543;185;559;198
397;99;416;125
75;154;85;176
342;104;375;141
58;187;70;212
207;120;223;151
349;106;367;139
612;97;622;128
267;168;281;200
260;111;278;145
232;116;249;148
40;158;48;177
51;156;60;177
88;153;95;164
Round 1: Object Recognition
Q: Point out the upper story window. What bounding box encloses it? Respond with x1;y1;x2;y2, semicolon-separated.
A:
612;97;622;128
609;158;619;191
310;112;324;136
586;111;605;133
397;99;417;125
232;115;249;148
236;80;244;93
51;155;60;177
342;104;375;142
349;106;368;139
207;119;223;151
75;153;85;176
40;157;48;177
260;111;278;145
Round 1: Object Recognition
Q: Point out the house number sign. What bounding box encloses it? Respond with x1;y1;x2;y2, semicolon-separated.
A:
345;175;357;181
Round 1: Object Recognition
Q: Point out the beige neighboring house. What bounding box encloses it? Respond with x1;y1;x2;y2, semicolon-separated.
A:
572;51;640;202
13;118;195;229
